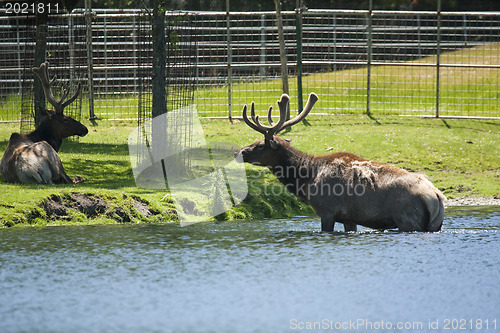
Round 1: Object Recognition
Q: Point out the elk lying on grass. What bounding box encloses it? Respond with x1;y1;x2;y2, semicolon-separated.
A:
0;62;88;184
235;93;446;232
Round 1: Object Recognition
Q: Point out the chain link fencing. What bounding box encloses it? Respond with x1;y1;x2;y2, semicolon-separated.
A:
0;8;499;122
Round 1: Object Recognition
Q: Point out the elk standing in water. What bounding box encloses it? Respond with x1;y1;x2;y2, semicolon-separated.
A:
235;93;446;232
0;62;88;184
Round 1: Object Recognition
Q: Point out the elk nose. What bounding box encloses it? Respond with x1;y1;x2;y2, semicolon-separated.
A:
81;127;89;137
233;150;244;161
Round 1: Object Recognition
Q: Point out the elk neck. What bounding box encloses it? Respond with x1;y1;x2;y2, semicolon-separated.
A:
269;142;317;198
27;122;63;152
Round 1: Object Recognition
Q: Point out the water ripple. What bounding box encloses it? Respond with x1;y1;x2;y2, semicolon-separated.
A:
0;206;499;333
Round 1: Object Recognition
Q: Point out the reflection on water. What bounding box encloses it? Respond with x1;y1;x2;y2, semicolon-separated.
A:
0;207;499;333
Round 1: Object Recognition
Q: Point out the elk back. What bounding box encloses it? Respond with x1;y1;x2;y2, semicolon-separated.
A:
1;134;68;184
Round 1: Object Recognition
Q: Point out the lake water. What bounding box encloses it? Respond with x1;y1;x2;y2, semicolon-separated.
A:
1;206;499;333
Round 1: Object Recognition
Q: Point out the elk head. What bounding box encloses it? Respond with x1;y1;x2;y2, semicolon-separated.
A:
236;93;319;167
32;62;88;142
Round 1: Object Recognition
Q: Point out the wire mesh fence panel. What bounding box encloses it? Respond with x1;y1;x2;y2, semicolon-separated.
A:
0;14;29;122
438;13;500;117
0;10;85;128
189;12;229;117
0;9;499;121
368;12;438;116
190;11;293;117
301;11;370;115
78;10;143;120
133;10;197;179
229;12;294;117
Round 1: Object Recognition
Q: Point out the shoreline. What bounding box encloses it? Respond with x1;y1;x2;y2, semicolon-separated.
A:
445;196;500;207
1;192;499;228
2;191;499;227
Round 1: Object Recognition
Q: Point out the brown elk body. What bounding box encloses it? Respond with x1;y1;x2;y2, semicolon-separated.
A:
235;93;446;232
0;62;88;184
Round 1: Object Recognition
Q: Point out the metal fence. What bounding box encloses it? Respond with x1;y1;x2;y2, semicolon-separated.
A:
1;8;499;121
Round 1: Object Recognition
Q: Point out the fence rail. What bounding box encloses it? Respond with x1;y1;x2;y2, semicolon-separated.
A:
0;8;499;121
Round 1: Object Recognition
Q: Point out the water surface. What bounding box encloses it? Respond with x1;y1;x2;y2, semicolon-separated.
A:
1;206;499;332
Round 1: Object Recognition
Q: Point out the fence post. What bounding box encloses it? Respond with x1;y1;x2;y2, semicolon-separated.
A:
151;1;166;118
85;0;97;120
260;14;266;79
295;0;304;115
133;15;137;94
417;14;422;57
366;0;373;117
16;18;22;95
275;0;290;117
463;15;468;46
226;0;232;122
196;44;200;82
332;13;337;72
34;10;48;125
68;12;75;83
150;0;168;185
435;0;441;118
103;15;109;96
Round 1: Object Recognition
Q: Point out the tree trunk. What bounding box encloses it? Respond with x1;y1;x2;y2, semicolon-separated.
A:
34;10;48;125
152;1;167;118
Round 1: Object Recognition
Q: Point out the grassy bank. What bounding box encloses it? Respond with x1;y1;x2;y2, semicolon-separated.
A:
0;115;498;227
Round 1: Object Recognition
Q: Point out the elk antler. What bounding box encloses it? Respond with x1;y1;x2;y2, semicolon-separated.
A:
242;92;319;142
32;62;81;114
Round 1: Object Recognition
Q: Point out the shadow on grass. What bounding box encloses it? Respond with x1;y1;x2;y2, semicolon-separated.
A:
56;142;137;190
367;113;382;125
0;140;131;156
61;141;130;156
307;115;500;133
66;158;136;189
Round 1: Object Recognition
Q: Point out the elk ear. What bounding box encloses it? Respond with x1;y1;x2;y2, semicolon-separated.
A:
284;138;292;143
270;139;279;150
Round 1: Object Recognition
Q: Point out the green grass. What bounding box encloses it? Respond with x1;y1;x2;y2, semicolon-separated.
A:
2;114;498;227
0;43;498;226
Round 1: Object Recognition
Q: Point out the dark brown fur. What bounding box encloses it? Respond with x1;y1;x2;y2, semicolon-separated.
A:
236;136;446;232
0;108;88;184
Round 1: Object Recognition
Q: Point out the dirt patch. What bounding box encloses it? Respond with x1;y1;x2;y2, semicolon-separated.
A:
42;193;108;220
43;195;70;220
132;196;154;217
41;192;158;223
70;193;107;217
